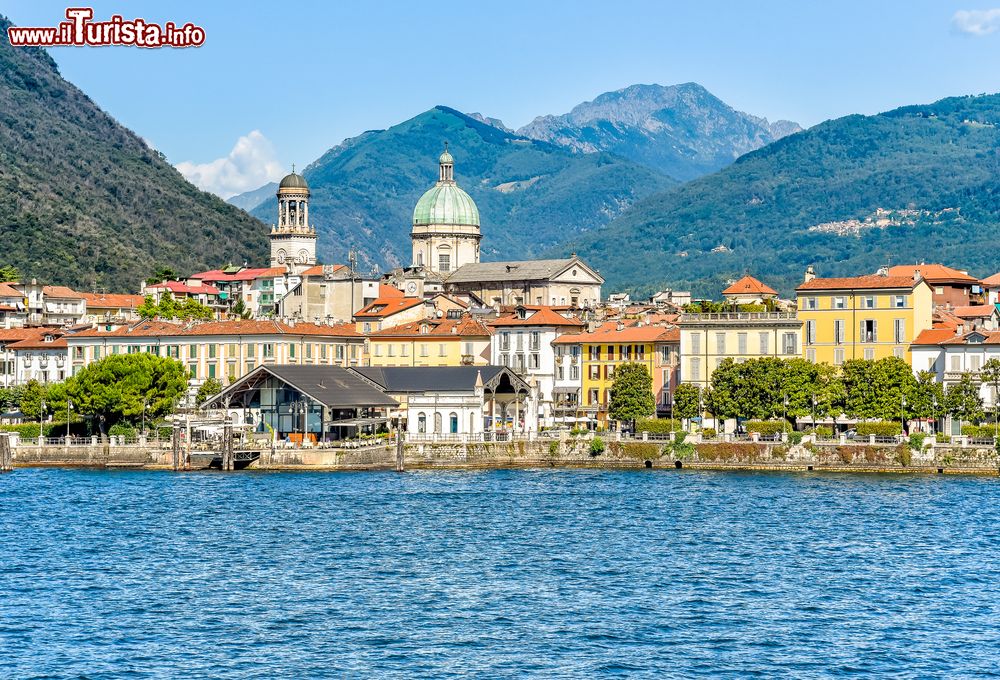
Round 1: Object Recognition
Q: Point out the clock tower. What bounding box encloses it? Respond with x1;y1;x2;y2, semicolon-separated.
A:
270;167;317;273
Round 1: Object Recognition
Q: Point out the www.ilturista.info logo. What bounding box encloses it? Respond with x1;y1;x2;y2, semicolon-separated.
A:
7;8;205;48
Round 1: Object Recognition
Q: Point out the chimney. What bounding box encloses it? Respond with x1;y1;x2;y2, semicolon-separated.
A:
803;266;816;284
616;321;624;331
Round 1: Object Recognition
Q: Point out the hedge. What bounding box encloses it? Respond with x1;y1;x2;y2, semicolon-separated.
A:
636;418;683;434
961;424;998;438
855;422;902;437
0;423;62;438
746;420;791;435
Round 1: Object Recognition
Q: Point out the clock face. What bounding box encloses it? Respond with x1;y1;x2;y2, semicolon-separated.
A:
407;282;417;293
276;250;287;264
296;250;309;264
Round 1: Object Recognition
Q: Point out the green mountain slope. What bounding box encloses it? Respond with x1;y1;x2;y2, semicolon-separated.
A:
518;83;801;181
0;16;268;290
250;106;675;272
568;93;1000;296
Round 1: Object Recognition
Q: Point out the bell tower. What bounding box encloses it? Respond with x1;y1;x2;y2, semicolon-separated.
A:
270;166;317;273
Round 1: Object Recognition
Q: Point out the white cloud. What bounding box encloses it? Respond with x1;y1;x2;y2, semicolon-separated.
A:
176;130;284;199
952;9;1000;36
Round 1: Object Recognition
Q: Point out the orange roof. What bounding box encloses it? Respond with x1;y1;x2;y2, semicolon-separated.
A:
722;275;778;296
797;275;918;291
378;284;404;299
190;268;274;283
70;319;359;339
0;328;46;343
983;272;1000;287
553;325;678;344
941;331;1000;346
370;317;492;338
912;328;959;345
145;281;220;295
952;305;996;318
887;264;979;284
42;285;82;299
80;292;144;309
0;283;22;298
354;296;424;319
300;264;348;277
7;336;67;349
254;267;287;278
489;306;584;328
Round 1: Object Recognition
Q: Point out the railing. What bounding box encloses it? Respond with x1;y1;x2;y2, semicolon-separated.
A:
682;312;798;321
406;431;537;443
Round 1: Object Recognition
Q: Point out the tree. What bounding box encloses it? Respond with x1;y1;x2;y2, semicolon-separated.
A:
137;295;158;320
0;264;21;282
66;354;188;429
156;294;178;320
17;380;47;420
842;357;917;424
946;372;984;426
230;297;252;320
196;377;223;406
672;383;702;422
146;267;177;285
980;358;1000;435
608;362;655;429
909;370;945;427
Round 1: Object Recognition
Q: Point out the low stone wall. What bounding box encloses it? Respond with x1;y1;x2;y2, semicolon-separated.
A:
13;444;163;467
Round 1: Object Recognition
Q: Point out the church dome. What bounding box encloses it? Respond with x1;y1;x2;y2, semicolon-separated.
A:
412;146;479;227
279;171;309;191
413;184;480;227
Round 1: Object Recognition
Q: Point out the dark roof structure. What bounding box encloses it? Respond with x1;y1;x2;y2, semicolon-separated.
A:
204;364;397;409
352;366;528;394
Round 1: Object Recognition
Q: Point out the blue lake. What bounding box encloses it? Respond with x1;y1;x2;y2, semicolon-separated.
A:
2;468;1000;678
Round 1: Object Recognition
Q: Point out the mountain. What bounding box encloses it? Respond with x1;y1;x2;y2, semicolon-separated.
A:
250;106;675;272
567;93;1000;296
228;182;278;212
518;83;801;181
0;15;268;290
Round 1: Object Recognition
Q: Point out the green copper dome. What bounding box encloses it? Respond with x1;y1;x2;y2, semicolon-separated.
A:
412;148;479;227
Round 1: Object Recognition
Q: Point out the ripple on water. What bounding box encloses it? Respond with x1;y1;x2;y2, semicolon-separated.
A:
2;469;1000;678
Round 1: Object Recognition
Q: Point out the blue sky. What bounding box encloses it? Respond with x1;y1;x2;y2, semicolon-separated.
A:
7;0;1000;197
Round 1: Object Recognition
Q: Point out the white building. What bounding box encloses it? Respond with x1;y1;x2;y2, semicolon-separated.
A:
0;328;69;385
488;306;584;426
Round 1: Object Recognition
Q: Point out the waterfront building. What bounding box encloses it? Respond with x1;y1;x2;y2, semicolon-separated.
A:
269;170;317;274
203;364;396;444
488;306;584;426
796;267;934;366
887;263;983;308
366;315;492;368
552;322;678;428
353;365;537;435
677;311;802;390
66;319;365;387
0;328;69;385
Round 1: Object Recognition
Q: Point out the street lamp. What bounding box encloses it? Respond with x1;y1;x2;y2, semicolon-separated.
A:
932;396;938;436
811;395;817;432
901;394;907;436
142;398;148;437
783;394;789;428
39;399;46;440
66;399;73;440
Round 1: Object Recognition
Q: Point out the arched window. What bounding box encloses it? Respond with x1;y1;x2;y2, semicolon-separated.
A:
449;412;458;434
434;412;443;433
417;412;426;433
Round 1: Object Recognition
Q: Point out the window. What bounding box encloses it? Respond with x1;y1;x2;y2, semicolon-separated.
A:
607;345;615;361
622;345;632;361
803;296;817;310
402;344;410;357
374;344;382;357
894;347;905;360
781;333;797;355
570;365;579;381
833;297;846;309
388;344;396;357
438;254;450;272
935;286;944;295
500;332;510;351
834;320;845;345
894;295;907;308
972;355;982;372
834;348;845;365
209;344;217;359
738;333;747;355
500;353;509;366
689;357;701;381
862;296;875;309
864;348;875;360
715;333;726;355
246;344;255;358
806;348;816;363
805;320;816;345
434;412;442;433
529;354;540;370
420;344;429;357
557;365;565;380
306;344;312;359
589;345;601;361
417;413;426;434
73;347;84;360
894;319;906;344
208;364;216;379
438;344;447;357
321;344;328;360
289;344;296;359
449;412;458;434
861;320;877;343
588;388;599;405
759;333;769;355
589;365;601;380
690;333;701;354
950;355;961;372
228;343;237;358
263;344;275;359
529;332;540;351
189;345;198;359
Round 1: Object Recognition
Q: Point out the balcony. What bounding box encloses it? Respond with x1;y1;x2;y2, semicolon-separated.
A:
461;354;475;365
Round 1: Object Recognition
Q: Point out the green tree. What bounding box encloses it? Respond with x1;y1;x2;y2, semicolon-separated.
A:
608;362;655;429
179;297;214;321
0;264;21;282
156;294;178;320
66;354;188;430
909;370;945;425
230;297;252;320
146;267;177;285
196;377;223;406
946;372;984;427
980;358;1000;435
672;383;702;422
17;380;47;420
137;294;158;320
842;357;917;424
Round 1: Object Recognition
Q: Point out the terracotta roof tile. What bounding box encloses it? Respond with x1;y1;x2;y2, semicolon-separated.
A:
370;317;492;338
912;328;959;345
952;305;996;318
189;268;274;283
354;296;424;319
797;275;918;291
887;264;979;284
982;272;1000;287
0;283;22;298
41;285;82;299
145;281;220;295
722;275;778;296
80;293;144;308
489;306;584;328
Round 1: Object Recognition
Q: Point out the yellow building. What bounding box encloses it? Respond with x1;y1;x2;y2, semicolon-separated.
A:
796;269;934;365
552;323;678;427
678;312;803;390
367;316;492;367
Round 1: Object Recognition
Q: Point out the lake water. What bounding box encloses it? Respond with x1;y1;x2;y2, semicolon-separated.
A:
2;468;1000;678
